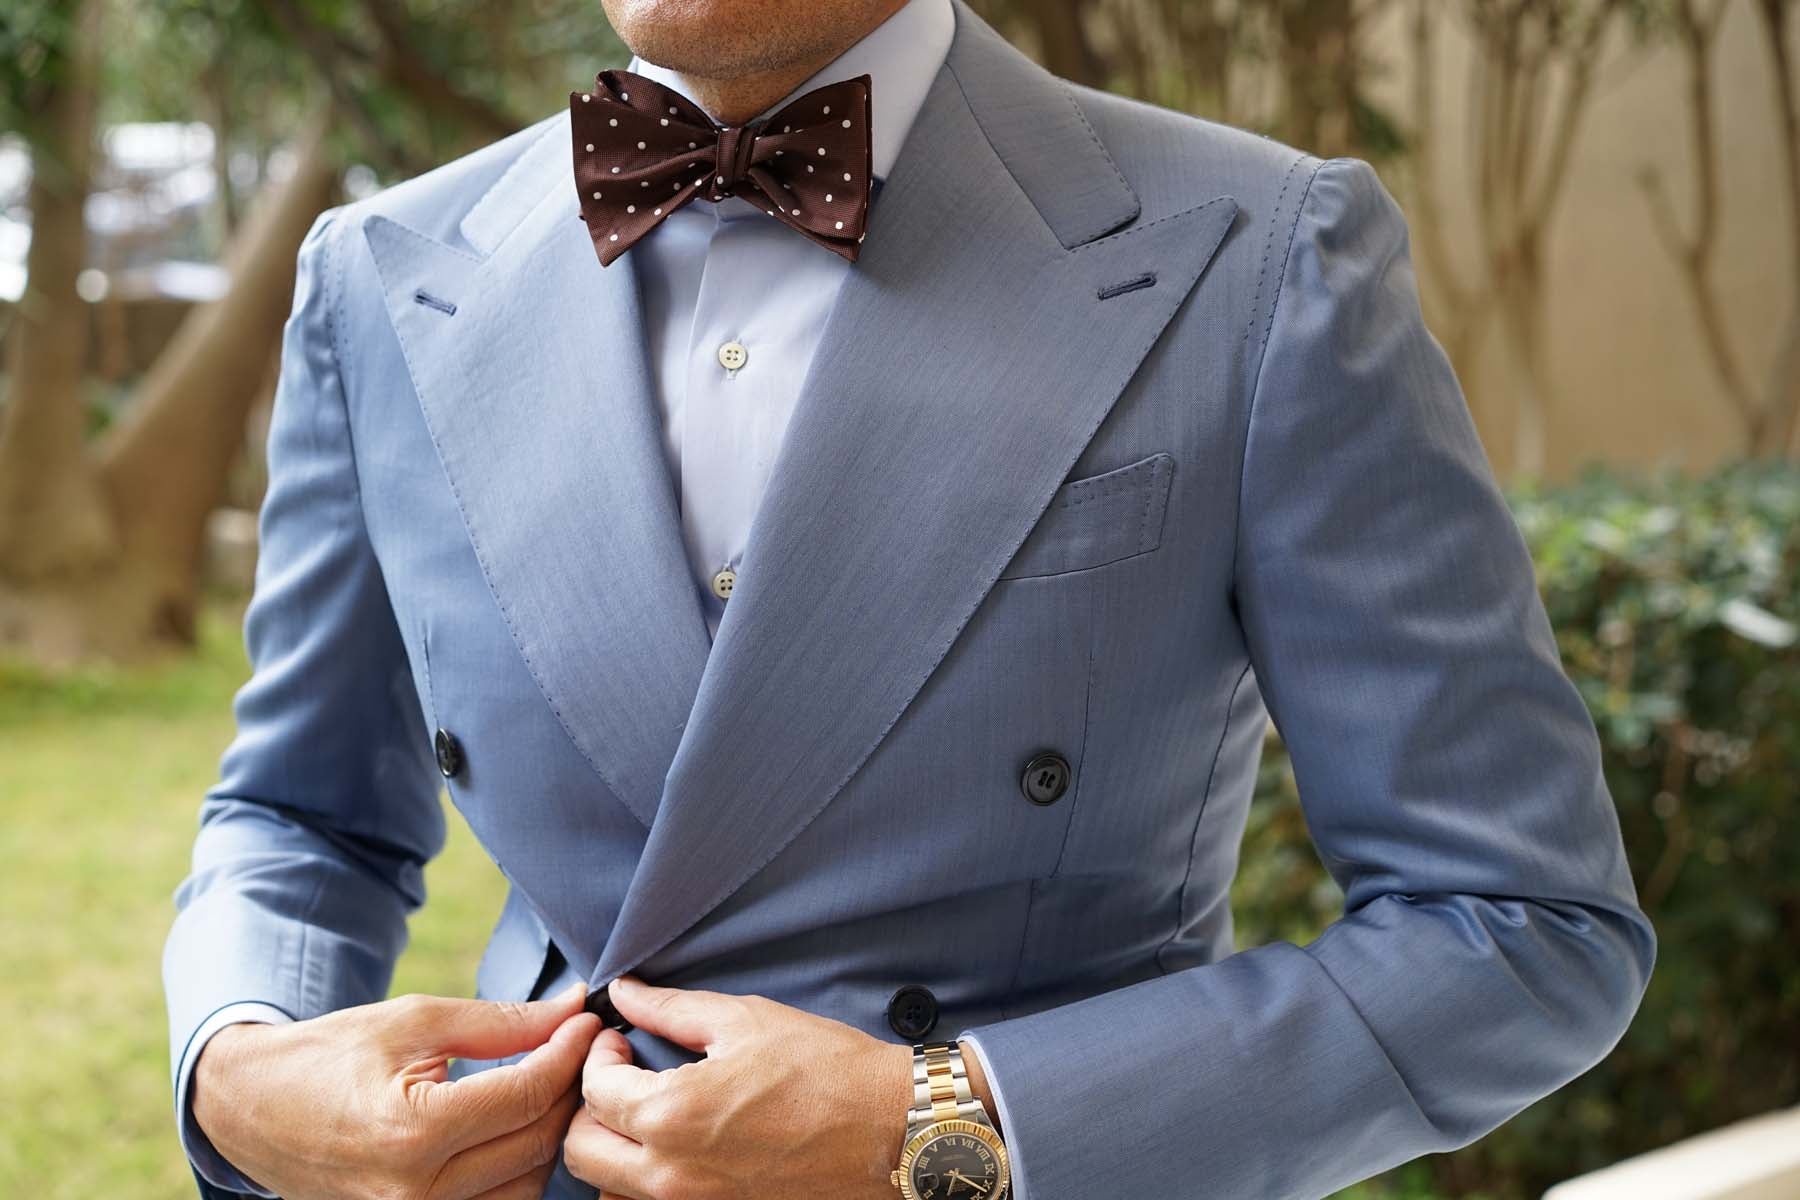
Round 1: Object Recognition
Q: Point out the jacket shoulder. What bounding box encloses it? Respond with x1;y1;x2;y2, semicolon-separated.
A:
1062;81;1322;224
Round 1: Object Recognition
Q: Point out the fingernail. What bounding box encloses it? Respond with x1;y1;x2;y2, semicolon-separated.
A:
609;974;635;992
555;980;586;1003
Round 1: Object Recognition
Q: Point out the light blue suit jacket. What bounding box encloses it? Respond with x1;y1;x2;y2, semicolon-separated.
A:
163;1;1656;1196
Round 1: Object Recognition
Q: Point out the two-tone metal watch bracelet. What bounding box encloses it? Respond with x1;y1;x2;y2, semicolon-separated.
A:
910;1040;990;1125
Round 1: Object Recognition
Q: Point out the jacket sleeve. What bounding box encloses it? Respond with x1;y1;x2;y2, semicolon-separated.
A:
950;156;1657;1200
161;205;448;1198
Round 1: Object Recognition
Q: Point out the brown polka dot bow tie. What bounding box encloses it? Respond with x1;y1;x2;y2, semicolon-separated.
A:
571;67;873;267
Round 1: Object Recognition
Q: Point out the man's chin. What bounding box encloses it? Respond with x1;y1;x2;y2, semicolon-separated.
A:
602;0;881;80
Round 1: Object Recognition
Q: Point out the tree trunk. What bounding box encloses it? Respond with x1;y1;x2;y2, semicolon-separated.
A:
1278;0;1360;158
1404;0;1494;415
1026;3;1106;88
1755;0;1800;456
0;107;341;664
1462;0;1623;479
1497;234;1551;478
1638;0;1765;451
0;0;116;585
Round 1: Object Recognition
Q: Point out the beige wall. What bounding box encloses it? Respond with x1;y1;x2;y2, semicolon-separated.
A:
1373;5;1794;482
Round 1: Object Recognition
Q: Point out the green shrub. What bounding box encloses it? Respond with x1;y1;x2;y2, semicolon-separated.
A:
1232;460;1800;1200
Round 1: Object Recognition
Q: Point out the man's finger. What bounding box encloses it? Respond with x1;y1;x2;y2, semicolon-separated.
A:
562;1107;655;1199
580;1024;633;1074
587;1025;634;1067
578;1023;659;1141
429;1010;600;1152
580;1058;664;1142
408;980;589;1062
428;1085;582;1200
603;974;734;1053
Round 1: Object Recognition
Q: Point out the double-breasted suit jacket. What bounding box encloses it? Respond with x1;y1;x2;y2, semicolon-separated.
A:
165;2;1656;1197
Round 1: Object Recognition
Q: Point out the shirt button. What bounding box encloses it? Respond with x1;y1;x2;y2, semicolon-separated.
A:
710;566;737;599
717;340;748;371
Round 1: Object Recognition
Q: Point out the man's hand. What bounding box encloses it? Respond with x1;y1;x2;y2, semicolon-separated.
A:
566;975;921;1200
191;981;603;1200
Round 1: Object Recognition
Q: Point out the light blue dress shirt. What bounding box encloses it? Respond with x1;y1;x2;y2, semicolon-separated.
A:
173;1;1030;1195
626;0;949;643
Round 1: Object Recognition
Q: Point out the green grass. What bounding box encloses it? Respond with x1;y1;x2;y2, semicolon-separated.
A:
0;590;1444;1199
0;591;507;1199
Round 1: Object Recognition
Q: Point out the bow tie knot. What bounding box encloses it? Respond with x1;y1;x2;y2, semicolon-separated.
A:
710;124;757;201
572;67;874;267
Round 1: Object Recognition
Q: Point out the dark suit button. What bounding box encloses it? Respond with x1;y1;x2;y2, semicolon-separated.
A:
434;727;464;778
1020;750;1071;805
584;984;635;1033
887;984;938;1039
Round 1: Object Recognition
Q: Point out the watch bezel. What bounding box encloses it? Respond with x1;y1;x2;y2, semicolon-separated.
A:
894;1116;1010;1200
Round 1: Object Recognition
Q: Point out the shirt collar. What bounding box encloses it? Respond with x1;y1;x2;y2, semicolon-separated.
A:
624;0;952;183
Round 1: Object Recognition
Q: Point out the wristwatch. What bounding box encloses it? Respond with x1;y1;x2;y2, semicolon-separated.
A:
890;1040;1010;1200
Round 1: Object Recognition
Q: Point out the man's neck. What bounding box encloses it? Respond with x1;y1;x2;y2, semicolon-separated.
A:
645;2;908;125
661;63;826;126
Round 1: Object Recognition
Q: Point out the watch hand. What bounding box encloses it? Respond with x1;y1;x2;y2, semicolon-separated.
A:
945;1169;992;1195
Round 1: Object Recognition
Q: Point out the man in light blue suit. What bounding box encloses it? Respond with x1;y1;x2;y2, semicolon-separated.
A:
163;0;1656;1197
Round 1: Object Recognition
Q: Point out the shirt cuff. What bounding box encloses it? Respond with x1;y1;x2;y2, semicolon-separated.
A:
955;1030;1027;1200
175;1001;294;1197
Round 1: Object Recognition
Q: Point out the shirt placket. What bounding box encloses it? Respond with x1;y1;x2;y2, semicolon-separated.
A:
680;200;777;640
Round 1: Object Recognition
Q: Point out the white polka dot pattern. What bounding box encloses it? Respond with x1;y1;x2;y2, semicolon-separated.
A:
570;67;874;268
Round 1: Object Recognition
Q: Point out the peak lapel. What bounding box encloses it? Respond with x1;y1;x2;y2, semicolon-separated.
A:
592;0;1241;985
362;124;712;833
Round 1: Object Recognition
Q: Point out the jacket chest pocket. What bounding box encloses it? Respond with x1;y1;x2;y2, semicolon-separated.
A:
998;451;1176;581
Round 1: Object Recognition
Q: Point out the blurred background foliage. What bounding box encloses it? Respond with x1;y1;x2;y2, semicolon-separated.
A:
1;1;1796;1197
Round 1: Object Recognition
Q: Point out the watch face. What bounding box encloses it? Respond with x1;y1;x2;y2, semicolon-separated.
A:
905;1123;1008;1200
